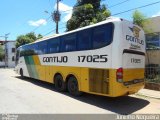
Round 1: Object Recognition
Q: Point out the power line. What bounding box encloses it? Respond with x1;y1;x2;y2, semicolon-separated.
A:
108;0;131;8
43;26;66;36
43;29;56;36
41;20;66;37
112;0;160;16
31;16;52;33
43;0;160;37
48;0;56;9
60;0;106;13
37;0;132;35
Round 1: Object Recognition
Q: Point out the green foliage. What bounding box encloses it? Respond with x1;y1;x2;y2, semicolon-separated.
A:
37;34;43;39
76;0;101;9
133;10;146;28
0;45;4;61
132;10;150;33
15;32;43;48
66;0;110;31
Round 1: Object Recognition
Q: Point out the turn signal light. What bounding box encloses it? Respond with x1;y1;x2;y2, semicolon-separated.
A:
116;68;123;83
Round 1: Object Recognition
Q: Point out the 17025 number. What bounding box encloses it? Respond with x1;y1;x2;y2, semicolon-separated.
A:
78;55;108;63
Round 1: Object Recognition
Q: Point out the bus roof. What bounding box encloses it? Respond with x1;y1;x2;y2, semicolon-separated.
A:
19;17;122;48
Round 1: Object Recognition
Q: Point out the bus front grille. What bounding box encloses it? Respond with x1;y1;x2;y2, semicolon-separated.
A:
89;69;109;94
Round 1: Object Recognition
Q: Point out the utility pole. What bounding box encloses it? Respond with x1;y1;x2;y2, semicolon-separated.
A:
52;0;61;34
4;33;10;68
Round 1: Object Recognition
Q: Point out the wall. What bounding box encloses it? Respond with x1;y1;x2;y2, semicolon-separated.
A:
145;16;160;33
0;62;5;67
6;41;16;68
146;50;160;65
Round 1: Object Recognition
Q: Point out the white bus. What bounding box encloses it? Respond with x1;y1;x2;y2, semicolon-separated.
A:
15;17;145;97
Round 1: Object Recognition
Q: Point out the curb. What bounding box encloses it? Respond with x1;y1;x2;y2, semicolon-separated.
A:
135;93;160;99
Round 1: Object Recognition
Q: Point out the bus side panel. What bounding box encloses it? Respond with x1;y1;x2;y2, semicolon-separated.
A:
110;69;144;97
88;68;109;95
18;57;30;77
32;56;82;84
80;68;89;92
123;68;145;82
33;55;41;80
109;21;145;97
45;66;53;83
33;55;47;81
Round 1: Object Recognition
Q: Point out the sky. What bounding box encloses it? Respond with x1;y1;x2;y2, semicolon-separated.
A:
0;0;160;41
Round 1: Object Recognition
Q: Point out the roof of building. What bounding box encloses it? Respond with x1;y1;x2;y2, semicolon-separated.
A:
0;40;15;42
0;40;16;45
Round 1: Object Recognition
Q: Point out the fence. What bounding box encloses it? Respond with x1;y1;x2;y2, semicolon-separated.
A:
145;64;160;83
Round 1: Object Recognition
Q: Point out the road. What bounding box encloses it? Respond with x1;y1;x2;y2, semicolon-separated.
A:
0;69;159;114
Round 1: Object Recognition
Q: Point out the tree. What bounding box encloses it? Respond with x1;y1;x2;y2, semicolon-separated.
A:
0;45;4;61
132;10;150;33
15;32;43;48
66;0;110;31
37;34;43;39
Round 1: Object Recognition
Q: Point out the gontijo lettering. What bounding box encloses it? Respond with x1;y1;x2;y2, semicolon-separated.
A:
43;56;68;63
126;35;144;45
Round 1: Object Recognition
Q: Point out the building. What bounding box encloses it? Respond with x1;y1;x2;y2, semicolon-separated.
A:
0;40;16;68
145;16;160;65
146;16;160;49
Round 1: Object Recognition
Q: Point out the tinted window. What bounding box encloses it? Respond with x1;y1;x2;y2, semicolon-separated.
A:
20;46;28;56
78;29;91;50
12;48;15;53
61;33;76;52
146;33;159;42
48;38;60;53
37;41;48;54
16;48;20;65
146;33;160;49
12;56;15;61
147;42;160;48
28;44;37;55
20;44;37;56
20;47;24;57
93;24;113;49
33;44;38;55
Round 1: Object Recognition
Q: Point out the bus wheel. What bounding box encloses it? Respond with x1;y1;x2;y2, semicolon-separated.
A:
20;69;24;78
54;74;66;92
67;76;82;96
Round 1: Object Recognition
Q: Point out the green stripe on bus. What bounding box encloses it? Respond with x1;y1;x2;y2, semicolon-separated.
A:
24;56;39;79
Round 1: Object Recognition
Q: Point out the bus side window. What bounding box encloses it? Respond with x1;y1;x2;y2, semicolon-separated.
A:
33;44;38;55
78;29;91;50
16;48;20;65
48;38;60;53
38;41;48;55
28;44;36;55
20;46;24;57
20;46;28;56
93;24;113;49
61;33;76;52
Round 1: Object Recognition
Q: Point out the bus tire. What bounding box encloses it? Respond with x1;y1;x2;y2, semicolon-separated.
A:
67;76;82;96
20;69;24;78
54;74;66;92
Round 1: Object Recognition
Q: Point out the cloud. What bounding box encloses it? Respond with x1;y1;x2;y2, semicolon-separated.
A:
54;2;73;22
64;11;72;22
55;2;72;12
152;11;160;17
28;19;47;27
